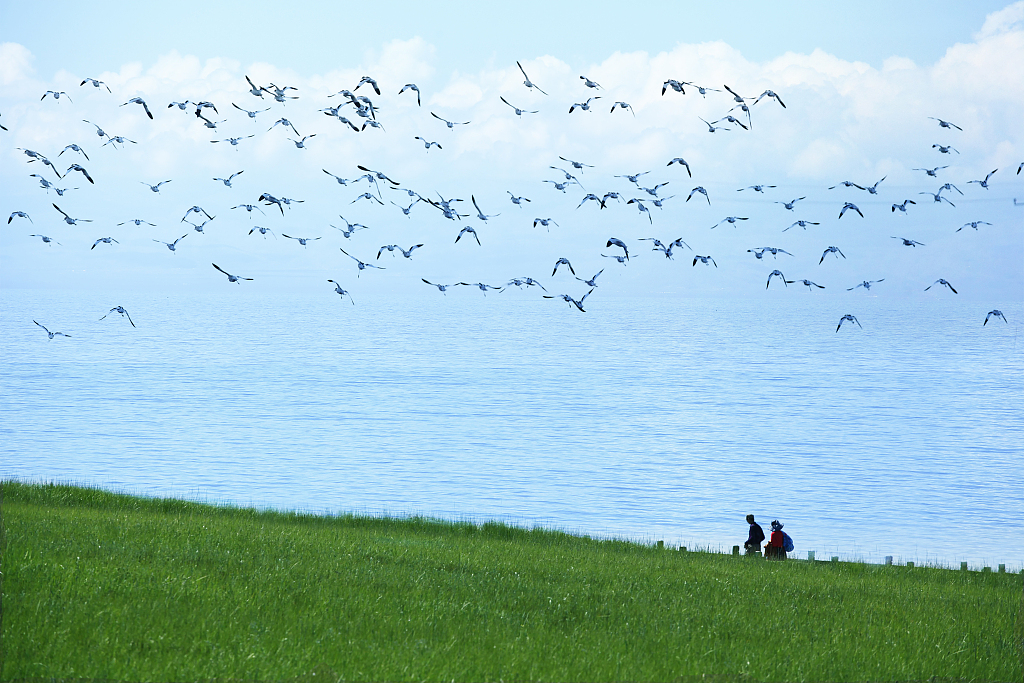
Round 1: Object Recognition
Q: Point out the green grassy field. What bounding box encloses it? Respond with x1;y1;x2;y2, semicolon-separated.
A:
2;481;1020;681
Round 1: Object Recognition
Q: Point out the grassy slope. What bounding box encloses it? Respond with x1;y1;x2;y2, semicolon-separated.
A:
2;481;1020;681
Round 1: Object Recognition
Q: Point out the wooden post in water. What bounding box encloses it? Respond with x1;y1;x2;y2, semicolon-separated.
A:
657;540;664;549
885;555;893;566
998;564;1005;573
732;545;740;557
961;561;969;571
807;550;815;561
831;556;839;563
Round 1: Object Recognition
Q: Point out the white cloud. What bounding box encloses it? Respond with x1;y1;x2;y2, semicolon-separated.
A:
0;42;35;85
975;1;1024;39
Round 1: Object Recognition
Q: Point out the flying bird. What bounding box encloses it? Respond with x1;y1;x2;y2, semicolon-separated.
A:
154;235;188;252
848;279;884;291
30;234;61;245
918;191;956;206
552;258;575;276
182;206;213;221
754;89;786;107
59;143;89;160
819;246;845;263
789;279;824;290
913;166;948;178
698;116;729;133
610;101;634;116
213;171;244;187
984;310;1007;325
42;90;72;103
543;289;593;312
80;78;111;92
667;158;692;176
836;315;862;332
558;157;593;171
121;97;153;119
456;226;481;245
398;83;421;105
34;321;70;339
932;144;959;154
414;136;442;150
517;62;547;94
892;236;925;246
569;97;601;113
281;234;321;247
422;279;458;295
766;270;788;288
9;211;32;224
925;279;957;294
580;76;602;89
500;96;538;117
507;191;531;206
606;237;629;259
65;164;94;184
686;186;710;204
91;236;119;249
967;169;997;189
212;263;253;283
891;200;916;213
957;221;992;232
52;203;91;225
739;184;775;193
431;112;470;129
693;255;718;268
776;197;805;210
99;306;135;327
928;117;962;131
471;195;499;221
712;216;748;228
838;202;863;219
326;280;354;304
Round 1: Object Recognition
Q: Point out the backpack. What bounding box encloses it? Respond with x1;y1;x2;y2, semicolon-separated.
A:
782;532;795;552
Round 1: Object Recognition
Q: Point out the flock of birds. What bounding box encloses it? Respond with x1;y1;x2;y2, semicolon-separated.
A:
6;65;1020;339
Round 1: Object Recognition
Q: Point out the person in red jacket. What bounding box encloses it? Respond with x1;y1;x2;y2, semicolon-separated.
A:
766;520;787;560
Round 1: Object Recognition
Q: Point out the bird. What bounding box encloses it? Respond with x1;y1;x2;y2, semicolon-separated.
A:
938;182;963;196
287;135;316;149
456;226;481;245
34;321;71;339
168;100;192;111
639;182;669;197
552;258;575;276
516;62;547;95
281;234;321;247
1018;162;1024;175
715;115;748;130
183;206;213;221
154;235;188;252
99;306;135;327
913;166;948;177
83;120;110;139
103;135;138;148
789;279;824;290
80;78;111;92
543;179;577;192
610;101;634;116
839;202;863;218
739;184;775;193
213;171;244;187
42;90;72;103
320;280;355;305
776;197;805;210
422;279;458;295
836;315;862;332
30;234;61;246
356;165;401;186
398;83;421;105
65;164;94;184
185;217;214;233
507;277;547;291
569;97;601;113
723;84;752;103
712;216;748;229
248;226;275;239
269;118;300;135
766;270;788;288
355;76;381;95
602;254;629;265
91;236;119;250
928;117;962;131
686;187;710;204
500;96;538;117
891;200;916;213
828;180;863;190
212;263;253;283
925;279;957;294
662;79;685;95
957;221;992;232
698;116;730;133
602;191;626;205
460;282;505;295
819;246;845;264
471;195;499;221
578;194;606;209
693;255;718;268
892;236;925;246
58;143;89;160
688;83;721;98
231;204;265;216
245;75;267;98
932;144;959;155
507;192;531;206
360;119;386;132
211;135;254;146
392;200;420;217
848;279;884;291
331;216;370;238
533;218;558;230
606;238;629;260
121;97;153;119
918;191;956;207
9;211;32;224
576;269;604;287
967;169;997;189
414;136;442;150
984;310;1007;325
754;89;786;107
666;158;692;176
431;112;470;129
615;171;649;184
784;220;820;232
580;76;602;89
351;192;384;205
378;244;422;259
543;289;593;312
626;198;653;223
232;103;270;119
558;157;593;171
52;204;91;225
323;170;354;186
862;177;886;195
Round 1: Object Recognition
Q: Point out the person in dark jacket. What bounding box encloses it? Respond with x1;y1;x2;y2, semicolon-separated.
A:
744;514;765;555
766;519;787;560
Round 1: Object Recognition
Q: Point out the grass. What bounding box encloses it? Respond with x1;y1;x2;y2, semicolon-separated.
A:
2;480;1021;681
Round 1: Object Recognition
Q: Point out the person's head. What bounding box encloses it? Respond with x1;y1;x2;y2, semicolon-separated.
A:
746;514;755;524
771;520;783;531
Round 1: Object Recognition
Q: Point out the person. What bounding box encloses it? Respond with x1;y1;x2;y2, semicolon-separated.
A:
744;514;765;555
765;519;787;560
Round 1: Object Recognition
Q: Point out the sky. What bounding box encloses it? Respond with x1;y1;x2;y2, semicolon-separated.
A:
1;1;1022;300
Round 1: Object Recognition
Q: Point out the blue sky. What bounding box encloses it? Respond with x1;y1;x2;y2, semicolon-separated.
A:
1;1;1021;300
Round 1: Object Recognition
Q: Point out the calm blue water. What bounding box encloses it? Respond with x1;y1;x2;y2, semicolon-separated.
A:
3;290;1022;571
